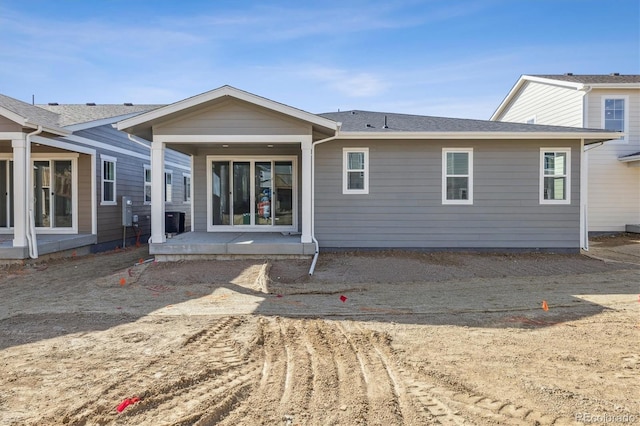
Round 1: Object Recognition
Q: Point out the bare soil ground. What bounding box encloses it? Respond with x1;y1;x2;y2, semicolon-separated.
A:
0;235;639;425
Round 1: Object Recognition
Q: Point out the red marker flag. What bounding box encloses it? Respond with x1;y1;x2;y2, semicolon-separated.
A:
340;295;347;303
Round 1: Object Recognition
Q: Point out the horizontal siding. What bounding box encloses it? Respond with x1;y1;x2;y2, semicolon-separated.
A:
0;116;21;132
315;139;581;249
74;125;191;244
585;89;640;230
155;99;311;136
498;81;583;127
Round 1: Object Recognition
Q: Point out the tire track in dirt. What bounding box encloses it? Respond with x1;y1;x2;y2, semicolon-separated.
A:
355;322;580;425
48;317;261;425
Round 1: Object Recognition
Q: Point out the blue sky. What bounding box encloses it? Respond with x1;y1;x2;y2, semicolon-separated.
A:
1;0;638;119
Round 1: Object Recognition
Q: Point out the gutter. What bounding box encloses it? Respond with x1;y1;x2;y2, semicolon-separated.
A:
26;125;43;258
308;123;341;275
128;133;151;149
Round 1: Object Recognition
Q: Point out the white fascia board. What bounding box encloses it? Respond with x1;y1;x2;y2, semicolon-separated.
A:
65;112;150;132
336;131;621;141
587;83;640;89
64;134;150;161
0;106;27;125
490;75;585;121
31;134;96;155
117;85;338;132
619;154;640;162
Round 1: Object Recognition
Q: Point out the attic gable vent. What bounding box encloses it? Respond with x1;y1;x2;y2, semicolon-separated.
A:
86;102;96;106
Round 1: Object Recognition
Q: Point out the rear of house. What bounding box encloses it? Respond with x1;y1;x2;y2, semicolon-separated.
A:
491;74;640;234
116;86;619;259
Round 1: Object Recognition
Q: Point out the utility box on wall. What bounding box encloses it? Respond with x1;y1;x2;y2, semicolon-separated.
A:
122;196;133;226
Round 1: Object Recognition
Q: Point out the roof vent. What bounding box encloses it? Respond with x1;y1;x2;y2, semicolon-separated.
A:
47;102;59;106
124;102;133;106
350;111;356;115
86;102;96;106
382;115;389;129
365;123;374;128
610;72;620;76
564;72;573;76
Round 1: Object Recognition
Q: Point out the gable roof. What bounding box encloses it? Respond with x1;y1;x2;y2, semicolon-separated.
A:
38;103;163;127
0;93;68;135
491;74;640;121
321;110;621;144
117;85;339;137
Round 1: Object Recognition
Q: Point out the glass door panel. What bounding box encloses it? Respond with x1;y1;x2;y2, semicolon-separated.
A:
212;161;230;225
274;161;293;226
53;160;72;228
255;161;272;225
233;162;251;225
33;161;51;227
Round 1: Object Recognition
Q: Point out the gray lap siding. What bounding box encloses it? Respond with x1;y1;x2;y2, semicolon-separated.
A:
314;139;581;249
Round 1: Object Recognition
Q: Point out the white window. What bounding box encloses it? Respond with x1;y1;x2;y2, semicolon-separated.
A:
343;148;369;194
602;96;628;142
143;165;151;204
101;155;116;205
540;148;571;204
183;173;191;203
165;171;173;203
442;148;473;205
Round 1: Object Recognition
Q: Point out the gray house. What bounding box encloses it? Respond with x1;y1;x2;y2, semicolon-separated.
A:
116;86;619;264
0;94;191;260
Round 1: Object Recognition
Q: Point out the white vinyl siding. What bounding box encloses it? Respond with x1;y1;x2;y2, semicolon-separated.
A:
540;148;571;205
100;155;116;205
586;89;640;231
343;148;369;194
497;81;583;127
442;148;473;204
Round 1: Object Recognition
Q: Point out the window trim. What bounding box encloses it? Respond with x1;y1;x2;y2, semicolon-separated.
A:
540;148;571;205
442;148;473;205
143;164;151;205
165;170;173;203
601;95;629;143
183;173;191;203
343;148;369;195
100;155;117;206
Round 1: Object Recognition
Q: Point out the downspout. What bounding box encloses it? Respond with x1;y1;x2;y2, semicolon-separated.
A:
308;123;341;275
26;125;43;258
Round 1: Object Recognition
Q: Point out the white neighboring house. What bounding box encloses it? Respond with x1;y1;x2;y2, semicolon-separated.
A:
491;74;640;234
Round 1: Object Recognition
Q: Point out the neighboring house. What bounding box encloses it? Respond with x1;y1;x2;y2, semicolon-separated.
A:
491;74;640;235
0;94;191;260
116;85;619;262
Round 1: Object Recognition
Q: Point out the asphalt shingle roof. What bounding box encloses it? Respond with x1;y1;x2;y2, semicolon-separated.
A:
38;104;164;127
0;93;63;129
319;110;613;134
532;74;640;84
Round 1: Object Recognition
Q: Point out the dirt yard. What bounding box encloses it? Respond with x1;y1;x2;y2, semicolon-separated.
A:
1;235;639;425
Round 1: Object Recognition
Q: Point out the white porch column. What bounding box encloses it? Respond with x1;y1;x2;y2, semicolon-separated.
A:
151;140;166;244
11;136;27;247
301;136;312;243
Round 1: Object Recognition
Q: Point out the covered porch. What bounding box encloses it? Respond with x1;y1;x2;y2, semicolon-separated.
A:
150;232;316;260
117;86;338;259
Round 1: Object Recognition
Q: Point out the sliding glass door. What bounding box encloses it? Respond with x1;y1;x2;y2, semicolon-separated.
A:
209;157;296;230
0;160;13;228
33;159;73;229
